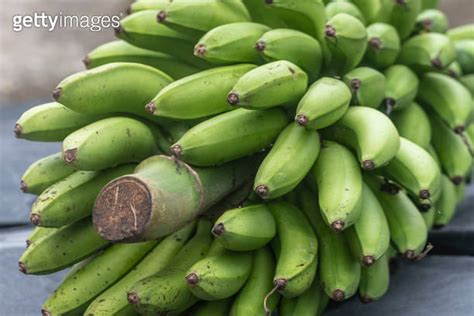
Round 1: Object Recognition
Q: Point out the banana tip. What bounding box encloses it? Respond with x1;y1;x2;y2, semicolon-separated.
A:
170;144;182;158
127;292;140;305
419;189;430;200
18;261;27;274
453;125;465;134
227;92;239;106
212;223;225;236
63;148;78;165
330;220;345;232
396;0;407;4
52;87;62;101
264;0;274;4
114;25;123;37
295;114;309;127
26;239;32;248
20;180;28;193
422;19;433;31
451;176;463;185
186;272;200;286
383;98;396;115
380;182;400;195
41;310;51;316
13;124;22;138
255;40;266;52
194;44;206;57
417;203;431;213
360;295;373;304
254;184;269;199
404;250;416;260
30;213;41;226
126;5;132;15
82;56;90;68
362;160;375;170
369;37;382;51
325;25;336;38
332;289;345;301
145;101;156;115
156;10;166;23
274;278;287;290
362;256;375;267
350;78;361;90
430;58;443;70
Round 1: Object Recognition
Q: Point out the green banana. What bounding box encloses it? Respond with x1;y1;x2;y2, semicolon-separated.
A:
256;28;323;81
185;242;253;300
359;251;390;303
414;9;448;34
279;279;329;316
427;144;441;167
189;299;232;316
342;66;386;108
450;62;466;81
382;64;419;113
363;23;401;70
171;108;288;166
128;0;170;13
312;141;363;231
227;60;308;110
422;204;436;229
62;117;161;171
42;241;157;316
19;218;109;275
25;227;56;248
127;219;212;314
421;0;439;10
398;33;456;73
455;180;467;202
447;24;474;41
461;74;474;95
351;0;384;24
295;77;352;128
147;64;256;119
324;13;368;75
434;174;458;227
322;106;401;169
212;204;276;251
379;137;441;206
241;0;287;28
85;222;196;316
54;62;172;119
454;40;474;74
230;247;280;316
30;164;135;228
390;102;432;149
21;152;76;195
326;1;366;25
268;202;318;298
418;72;472;132
382;0;422;40
254;123;320;199
365;175;428;259
429;114;472;184
14;102;103;142
84;40;200;79
345;183;390;266
194;22;270;64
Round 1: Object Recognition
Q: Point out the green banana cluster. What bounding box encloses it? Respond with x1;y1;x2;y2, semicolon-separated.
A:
15;1;474;315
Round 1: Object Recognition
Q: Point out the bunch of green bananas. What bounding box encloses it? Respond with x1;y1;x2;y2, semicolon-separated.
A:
15;0;473;315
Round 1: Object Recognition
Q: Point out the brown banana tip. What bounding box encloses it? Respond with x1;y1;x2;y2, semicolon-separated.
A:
41;310;51;316
383;97;396;115
419;189;430;200
170;144;182;158
18;261;27;274
332;289;345;301
114;24;123;36
360;295;373;304
451;176;463;185
380;182;400;195
82;56;90;67
13;123;22;138
255;40;266;52
254;185;269;199
52;87;62;101
156;10;166;23
264;0;274;4
362;256;375;267
227;92;240;105
30;213;41;226
20;180;28;193
26;239;32;248
453;125;465;134
194;44;206;57
325;25;336;38
331;220;345;233
126;5;132;15
212;223;225;236
274;278;287;290
145;102;156;114
295;114;309;126
350;78;362;90
447;69;458;78
362;160;375;170
369;37;382;51
417;203;431;212
127;292;140;305
63;148;78;165
422;19;433;31
431;57;443;70
186;272;200;286
404;250;416;260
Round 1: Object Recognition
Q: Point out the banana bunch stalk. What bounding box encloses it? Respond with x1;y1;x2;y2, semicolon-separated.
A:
14;0;473;314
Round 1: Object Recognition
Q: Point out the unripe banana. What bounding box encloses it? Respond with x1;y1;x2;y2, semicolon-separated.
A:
128;219;212;314
325;1;366;25
427;144;441;167
460;74;474;95
30;164;135;228
359;251;390;303
364;175;428;259
390;102;432;149
343;67;386;108
84;40;200;79
454;40;474;74
147;64;256;119
194;22;270;64
62;117;161;171
171;108;288;166
421;205;436;230
212;204;276;251
19;218;109;275
185;243;253;300
322;106;401;169
434;174;458;227
421;0;439;10
414;9;448;34
227;60;308;110
345;183;390;266
447;24;474;41
128;0;170;14
418;72;472;132
267;202;318;298
312;141;363;231
351;0;384;24
383;0;422;40
189;299;232;316
241;0;287;28
85;222;196;316
230;247;280;316
279;279;329;316
363;23;401;70
429;114;473;184
21;152;76;195
295;77;352;129
398;33;456;73
42;241;157;316
324;13;368;75
25;227;56;248
254;123;320;199
14;102;103;142
54;62;172;119
382;64;419;113
455;180;467;202
379;137;442;207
